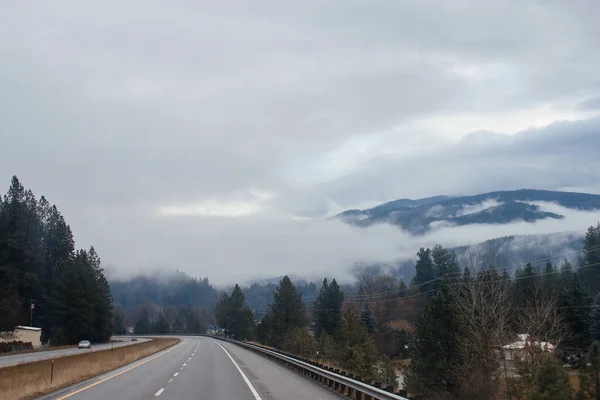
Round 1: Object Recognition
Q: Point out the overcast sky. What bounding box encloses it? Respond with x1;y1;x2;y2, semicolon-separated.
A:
2;1;600;284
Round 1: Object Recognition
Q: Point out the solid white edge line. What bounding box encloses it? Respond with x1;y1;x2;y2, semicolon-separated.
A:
154;388;164;396
215;341;262;400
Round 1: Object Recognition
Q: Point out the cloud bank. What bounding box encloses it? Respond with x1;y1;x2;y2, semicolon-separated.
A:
1;1;600;284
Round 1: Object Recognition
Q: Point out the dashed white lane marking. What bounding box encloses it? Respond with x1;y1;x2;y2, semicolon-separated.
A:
182;363;187;366
168;378;173;383
155;388;164;396
188;358;191;360
173;372;179;377
215;342;262;400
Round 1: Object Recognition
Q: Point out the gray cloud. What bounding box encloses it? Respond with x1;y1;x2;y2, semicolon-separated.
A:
2;1;600;283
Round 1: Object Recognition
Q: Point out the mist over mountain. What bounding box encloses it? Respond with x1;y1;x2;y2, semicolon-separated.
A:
335;189;600;235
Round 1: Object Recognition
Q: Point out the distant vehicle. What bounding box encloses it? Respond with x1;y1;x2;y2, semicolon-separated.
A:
78;340;91;349
131;337;137;342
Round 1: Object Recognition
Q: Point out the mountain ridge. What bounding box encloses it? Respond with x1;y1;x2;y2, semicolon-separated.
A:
335;189;600;234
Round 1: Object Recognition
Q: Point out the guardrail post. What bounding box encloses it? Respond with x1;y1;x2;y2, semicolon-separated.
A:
356;391;364;400
385;384;394;392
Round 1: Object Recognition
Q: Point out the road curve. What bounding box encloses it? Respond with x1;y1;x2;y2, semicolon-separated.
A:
0;337;150;368
38;336;342;400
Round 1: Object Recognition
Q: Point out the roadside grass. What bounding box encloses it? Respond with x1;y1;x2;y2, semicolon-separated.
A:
0;337;180;400
0;344;77;358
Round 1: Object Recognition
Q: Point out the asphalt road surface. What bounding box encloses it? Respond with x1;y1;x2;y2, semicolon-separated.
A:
0;337;150;368
38;336;342;400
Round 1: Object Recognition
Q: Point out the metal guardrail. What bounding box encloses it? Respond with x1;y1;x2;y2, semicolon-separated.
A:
207;335;410;400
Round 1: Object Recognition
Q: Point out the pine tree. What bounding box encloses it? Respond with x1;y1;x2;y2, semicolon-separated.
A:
135;308;152;335
559;266;590;349
580;224;600;294
270;276;307;347
335;310;378;379
282;327;316;358
590;294;600;342
113;307;126;335
360;301;377;336
432;244;450;278
0;176;45;328
154;312;171;334
172;308;187;333
215;284;255;340
513;263;540;307
413;248;435;295
313;278;345;337
542;261;560;295
406;279;461;399
316;331;336;362
524;354;574;400
0;177;113;344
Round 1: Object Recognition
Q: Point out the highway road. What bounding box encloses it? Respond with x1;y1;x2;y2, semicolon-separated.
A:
38;336;342;400
0;337;150;368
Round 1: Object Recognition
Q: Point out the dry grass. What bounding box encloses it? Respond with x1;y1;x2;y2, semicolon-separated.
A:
0;337;179;400
0;344;78;358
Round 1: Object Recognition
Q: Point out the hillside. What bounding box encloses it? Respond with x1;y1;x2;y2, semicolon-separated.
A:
336;189;600;234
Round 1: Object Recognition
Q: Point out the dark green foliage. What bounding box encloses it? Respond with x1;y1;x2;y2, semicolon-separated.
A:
374;324;411;359
215;284;255;340
134;308;152;335
313;278;344;337
335;310;378;379
580;223;600;294
184;308;208;333
172;308;187;333
360;301;377;336
513;262;540;306
559;265;590;349
256;313;273;344
153;312;171;334
374;356;399;390
579;341;600;400
113;307;126;335
110;271;218;309
0;177;113;344
281;327;316;358
523;354;573;400
316;331;336;362
406;279;460;399
0;177;45;330
590;294;600;342
412;247;435;294
268;276;307;347
543;262;560;295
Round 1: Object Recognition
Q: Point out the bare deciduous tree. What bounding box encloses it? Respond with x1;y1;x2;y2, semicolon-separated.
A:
450;268;512;400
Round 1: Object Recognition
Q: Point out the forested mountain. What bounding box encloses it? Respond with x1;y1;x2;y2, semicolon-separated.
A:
0;176;113;345
110;270;218;308
336;189;600;234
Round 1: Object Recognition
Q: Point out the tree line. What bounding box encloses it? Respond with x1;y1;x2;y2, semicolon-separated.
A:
406;223;600;399
125;306;209;335
0;176;113;345
213;222;600;398
215;276;399;388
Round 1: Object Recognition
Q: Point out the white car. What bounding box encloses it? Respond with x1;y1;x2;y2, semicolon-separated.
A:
78;340;91;349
